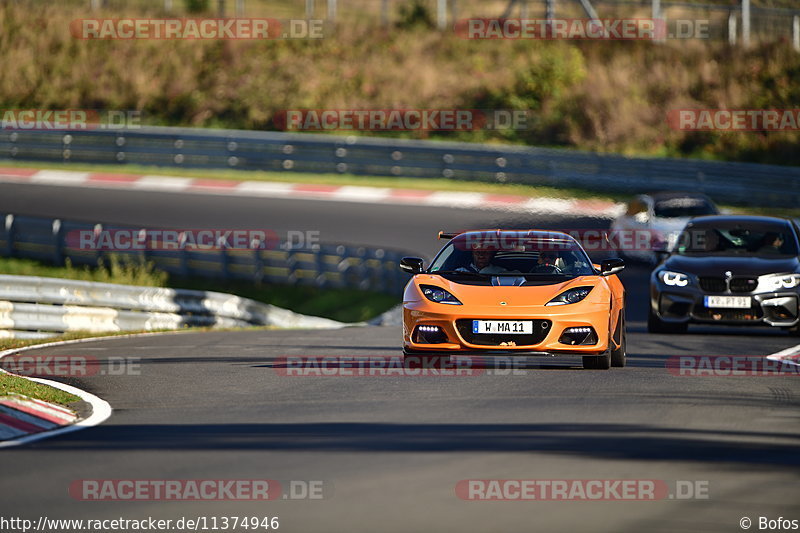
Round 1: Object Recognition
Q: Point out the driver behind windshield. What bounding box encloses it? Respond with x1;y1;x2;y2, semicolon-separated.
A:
456;247;510;274
533;250;562;273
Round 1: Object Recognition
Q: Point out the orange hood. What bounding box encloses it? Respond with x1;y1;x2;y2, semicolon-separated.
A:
412;274;608;308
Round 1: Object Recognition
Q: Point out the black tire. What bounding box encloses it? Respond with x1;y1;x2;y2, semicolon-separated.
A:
647;308;688;334
611;312;626;368
583;351;611;370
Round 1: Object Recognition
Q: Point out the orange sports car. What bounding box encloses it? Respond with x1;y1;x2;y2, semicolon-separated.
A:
400;230;627;369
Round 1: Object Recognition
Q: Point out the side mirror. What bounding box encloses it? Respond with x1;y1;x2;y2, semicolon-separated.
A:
400;257;425;274
600;258;625;276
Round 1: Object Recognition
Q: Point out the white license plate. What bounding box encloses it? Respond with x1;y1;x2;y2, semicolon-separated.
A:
472;320;532;334
704;296;751;309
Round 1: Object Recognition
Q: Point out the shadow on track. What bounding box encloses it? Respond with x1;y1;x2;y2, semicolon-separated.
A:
27;422;800;468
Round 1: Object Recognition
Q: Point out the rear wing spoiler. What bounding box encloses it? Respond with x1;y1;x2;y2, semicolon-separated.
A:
438;230;586;243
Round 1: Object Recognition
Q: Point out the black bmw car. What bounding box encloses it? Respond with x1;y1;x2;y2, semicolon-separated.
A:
649;215;800;334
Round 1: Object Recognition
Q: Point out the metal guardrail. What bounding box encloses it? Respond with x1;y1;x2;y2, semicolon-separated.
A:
0;212;410;296
1;126;798;207
0;275;348;339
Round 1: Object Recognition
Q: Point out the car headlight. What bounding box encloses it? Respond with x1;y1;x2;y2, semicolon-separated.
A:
759;273;800;292
420;285;462;305
660;270;690;287
545;286;593;306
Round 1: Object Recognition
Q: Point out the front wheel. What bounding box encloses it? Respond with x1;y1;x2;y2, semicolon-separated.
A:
583;351;611;370
611;312;627;368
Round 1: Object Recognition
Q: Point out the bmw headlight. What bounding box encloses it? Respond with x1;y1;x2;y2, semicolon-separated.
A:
758;273;800;292
545;286;593;306
420;285;462;305
660;270;690;287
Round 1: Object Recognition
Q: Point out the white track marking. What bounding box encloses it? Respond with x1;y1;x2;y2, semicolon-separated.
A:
29;170;90;186
0;169;624;217
234;181;295;196
767;342;800;367
133;175;192;190
332;186;392;203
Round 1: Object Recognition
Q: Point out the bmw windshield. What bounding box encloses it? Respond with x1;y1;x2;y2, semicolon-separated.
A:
654;197;717;218
674;221;799;257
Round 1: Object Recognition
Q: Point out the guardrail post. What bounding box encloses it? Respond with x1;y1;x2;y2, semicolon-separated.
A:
794;16;800;52
327;0;336;23
253;243;264;284
374;248;390;294
741;0;750;47
93;223;103;267
651;0;665;43
355;246;369;291
314;247;326;288
381;0;390;26
138;228;147;265
287;249;299;286
437;0;447;30
52;219;64;266
5;214;15;257
219;236;229;281
728;12;737;45
176;231;189;277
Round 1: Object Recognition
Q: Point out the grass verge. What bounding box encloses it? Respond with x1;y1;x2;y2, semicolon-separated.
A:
0;373;80;407
5;2;800;166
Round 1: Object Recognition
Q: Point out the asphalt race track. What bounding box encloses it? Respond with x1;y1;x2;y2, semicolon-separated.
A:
1;182;799;532
0;181;608;258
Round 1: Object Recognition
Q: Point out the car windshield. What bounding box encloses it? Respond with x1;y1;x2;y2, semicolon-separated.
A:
674;221;798;257
653;197;717;218
428;232;596;277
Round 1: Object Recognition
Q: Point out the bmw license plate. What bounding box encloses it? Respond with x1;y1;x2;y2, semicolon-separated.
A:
472;320;532;334
704;296;751;309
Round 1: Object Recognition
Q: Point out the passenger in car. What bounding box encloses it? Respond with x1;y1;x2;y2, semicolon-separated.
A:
457;247;510;274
